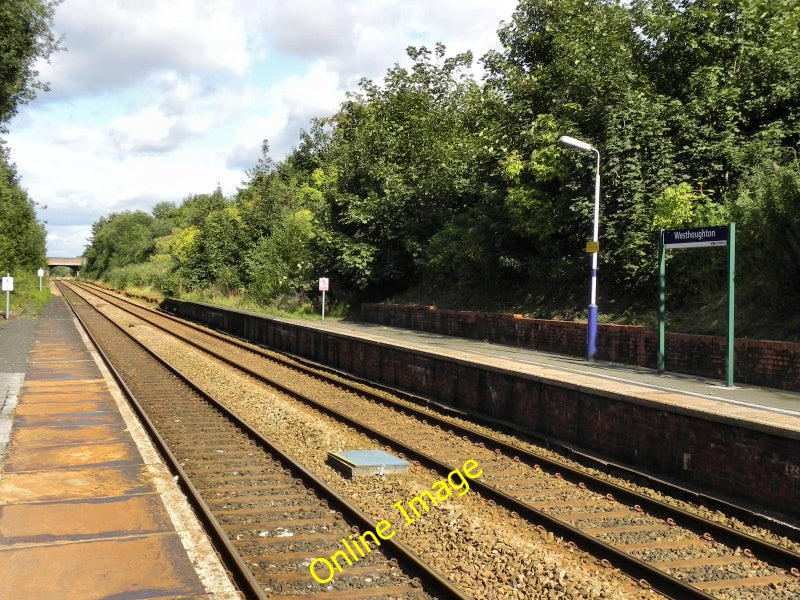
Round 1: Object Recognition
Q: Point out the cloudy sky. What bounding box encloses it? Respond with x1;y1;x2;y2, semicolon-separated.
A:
6;0;517;258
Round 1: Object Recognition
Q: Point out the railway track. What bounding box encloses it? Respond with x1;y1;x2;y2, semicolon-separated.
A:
64;282;800;599
59;282;469;600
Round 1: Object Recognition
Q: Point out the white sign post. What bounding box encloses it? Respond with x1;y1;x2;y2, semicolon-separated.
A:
37;268;44;291
318;277;329;320
2;274;13;320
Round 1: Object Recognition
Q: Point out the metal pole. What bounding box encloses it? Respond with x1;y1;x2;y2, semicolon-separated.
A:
558;136;601;362
726;223;736;387
657;230;666;373
587;148;601;361
322;290;326;321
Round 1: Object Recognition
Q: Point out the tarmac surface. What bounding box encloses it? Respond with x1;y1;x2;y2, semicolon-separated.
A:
0;316;35;464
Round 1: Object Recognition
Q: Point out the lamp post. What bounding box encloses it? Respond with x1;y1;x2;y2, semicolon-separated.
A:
558;135;601;361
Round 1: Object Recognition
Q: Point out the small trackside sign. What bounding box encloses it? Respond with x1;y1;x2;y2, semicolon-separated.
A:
1;276;13;292
319;277;329;291
663;226;728;249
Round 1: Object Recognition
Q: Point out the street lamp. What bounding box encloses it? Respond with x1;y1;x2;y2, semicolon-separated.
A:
558;135;601;361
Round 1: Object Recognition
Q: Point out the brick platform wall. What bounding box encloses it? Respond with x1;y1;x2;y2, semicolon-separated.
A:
361;304;800;391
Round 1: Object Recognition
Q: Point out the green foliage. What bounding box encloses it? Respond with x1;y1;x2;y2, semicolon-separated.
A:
175;188;227;228
483;0;795;309
0;145;46;271
50;266;72;277
652;183;708;230
500;114;571;243
83;210;163;276
0;0;62;131
320;44;490;286
246;209;315;302
731;160;800;338
169;225;204;289
237;164;308;244
425;205;520;289
198;205;247;291
312;228;378;291
103;260;169;292
1;269;50;318
0;2;56;277
79;2;800;337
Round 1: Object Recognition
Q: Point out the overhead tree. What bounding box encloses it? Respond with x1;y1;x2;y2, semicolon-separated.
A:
312;44;493;291
481;0;799;309
0;0;62;131
0;0;60;272
0;146;45;271
78;1;800;338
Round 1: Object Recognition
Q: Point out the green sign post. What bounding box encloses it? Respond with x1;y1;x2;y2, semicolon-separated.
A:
658;223;736;387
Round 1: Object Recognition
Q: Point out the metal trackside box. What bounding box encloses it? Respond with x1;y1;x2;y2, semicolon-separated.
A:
327;449;409;477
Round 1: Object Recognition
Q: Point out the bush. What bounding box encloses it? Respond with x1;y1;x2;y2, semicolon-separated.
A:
1;270;50;318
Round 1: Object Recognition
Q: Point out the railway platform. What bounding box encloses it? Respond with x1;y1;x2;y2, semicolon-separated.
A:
0;293;237;599
316;318;800;424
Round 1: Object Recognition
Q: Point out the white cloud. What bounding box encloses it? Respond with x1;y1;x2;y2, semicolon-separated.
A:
46;224;94;258
39;0;250;98
262;0;355;58
7;0;518;257
105;72;254;156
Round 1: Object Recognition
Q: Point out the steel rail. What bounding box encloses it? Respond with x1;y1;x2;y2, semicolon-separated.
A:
281;360;800;573
60;285;268;600
71;283;800;597
62;281;472;600
173;346;718;599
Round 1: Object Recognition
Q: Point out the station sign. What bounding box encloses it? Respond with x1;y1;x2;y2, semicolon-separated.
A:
663;226;728;249
658;223;736;387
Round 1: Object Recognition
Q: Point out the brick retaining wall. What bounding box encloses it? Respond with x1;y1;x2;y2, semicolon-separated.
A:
361;304;800;392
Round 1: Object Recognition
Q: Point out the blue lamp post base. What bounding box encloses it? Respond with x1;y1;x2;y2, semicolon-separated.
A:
587;303;598;362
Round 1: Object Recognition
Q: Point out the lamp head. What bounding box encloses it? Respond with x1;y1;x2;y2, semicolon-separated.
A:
558;135;594;153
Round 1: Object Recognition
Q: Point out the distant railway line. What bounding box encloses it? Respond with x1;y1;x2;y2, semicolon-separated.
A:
60;280;800;599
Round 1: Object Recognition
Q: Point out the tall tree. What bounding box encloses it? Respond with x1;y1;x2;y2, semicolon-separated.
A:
319;44;489;290
0;0;62;131
0;146;45;271
83;211;160;276
0;0;60;271
632;0;800;193
484;0;670;297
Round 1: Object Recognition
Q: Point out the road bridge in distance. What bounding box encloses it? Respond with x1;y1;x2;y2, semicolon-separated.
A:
46;257;84;275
